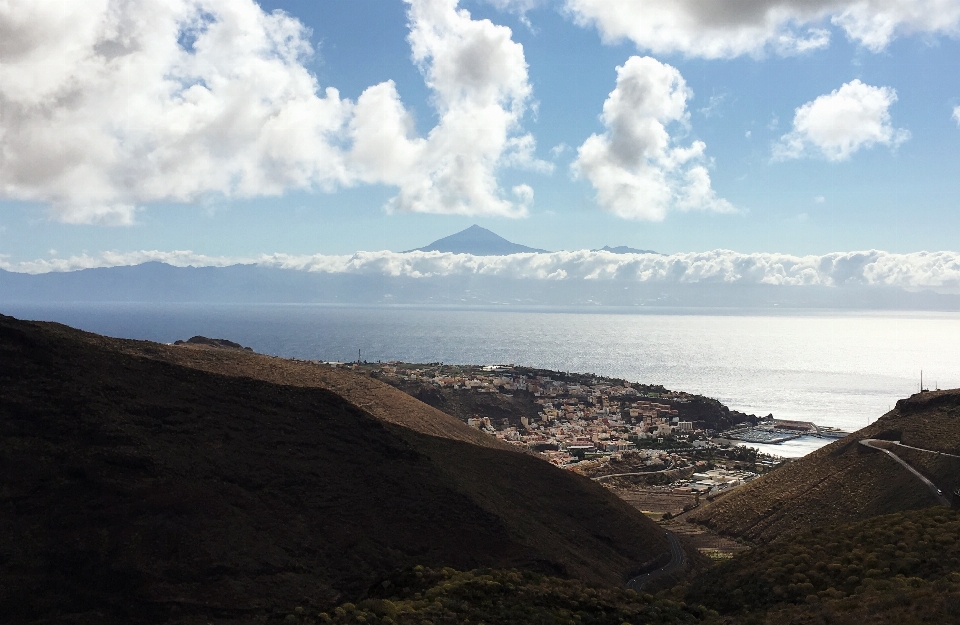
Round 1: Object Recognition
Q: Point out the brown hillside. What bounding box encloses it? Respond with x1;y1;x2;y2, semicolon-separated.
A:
0;315;670;624
33;320;510;451
686;390;960;544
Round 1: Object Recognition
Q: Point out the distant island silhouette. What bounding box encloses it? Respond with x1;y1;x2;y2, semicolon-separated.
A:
406;224;659;256
594;245;661;255
407;224;550;255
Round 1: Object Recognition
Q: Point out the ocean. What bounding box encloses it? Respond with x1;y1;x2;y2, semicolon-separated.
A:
5;303;959;456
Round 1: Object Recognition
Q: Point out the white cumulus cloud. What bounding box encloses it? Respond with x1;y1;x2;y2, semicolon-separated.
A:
953;105;960;126
350;0;545;217
572;56;733;221
6;248;960;292
774;79;910;161
563;0;960;58
0;0;543;224
0;0;352;225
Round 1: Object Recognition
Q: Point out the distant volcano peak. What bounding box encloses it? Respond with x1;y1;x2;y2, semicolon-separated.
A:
409;225;549;255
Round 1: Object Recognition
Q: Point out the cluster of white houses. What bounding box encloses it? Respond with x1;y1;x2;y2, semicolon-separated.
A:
337;361;786;495
353;362;709;461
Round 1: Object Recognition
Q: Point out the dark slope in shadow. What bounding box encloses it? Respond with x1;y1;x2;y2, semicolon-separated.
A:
0;315;668;624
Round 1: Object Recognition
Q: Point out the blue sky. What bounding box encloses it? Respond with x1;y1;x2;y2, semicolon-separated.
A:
2;0;960;266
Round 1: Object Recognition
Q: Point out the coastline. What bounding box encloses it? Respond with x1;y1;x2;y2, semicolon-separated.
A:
738;436;835;458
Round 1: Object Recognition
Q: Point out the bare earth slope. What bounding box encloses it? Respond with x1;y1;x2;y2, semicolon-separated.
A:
0;315;670;624
51;322;510;451
687;390;960;544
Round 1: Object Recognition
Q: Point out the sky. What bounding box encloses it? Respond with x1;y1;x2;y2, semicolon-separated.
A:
2;0;960;268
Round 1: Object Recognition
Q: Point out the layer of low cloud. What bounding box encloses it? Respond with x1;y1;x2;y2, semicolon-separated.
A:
774;80;909;162
6;249;960;291
0;0;541;224
562;0;960;58
0;250;249;274
572;56;734;221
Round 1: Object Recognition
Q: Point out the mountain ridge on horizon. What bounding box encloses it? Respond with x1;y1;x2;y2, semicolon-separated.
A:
2;260;959;310
405;224;550;255
404;224;661;256
594;245;661;255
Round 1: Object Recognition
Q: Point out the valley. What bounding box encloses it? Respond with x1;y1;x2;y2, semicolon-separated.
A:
1;314;958;624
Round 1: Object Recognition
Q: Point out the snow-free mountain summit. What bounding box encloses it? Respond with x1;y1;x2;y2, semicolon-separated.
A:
594;245;660;255
408;225;549;255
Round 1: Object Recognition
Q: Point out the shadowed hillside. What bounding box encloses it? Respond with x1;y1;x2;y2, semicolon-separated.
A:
282;508;960;624
38;320;511;452
686;390;960;543
0;315;670;624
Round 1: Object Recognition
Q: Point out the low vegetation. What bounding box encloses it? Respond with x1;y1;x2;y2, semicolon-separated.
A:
289;509;960;625
893;390;960;453
686;507;960;620
286;567;717;625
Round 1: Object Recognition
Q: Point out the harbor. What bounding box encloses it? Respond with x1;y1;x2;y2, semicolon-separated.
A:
723;418;851;445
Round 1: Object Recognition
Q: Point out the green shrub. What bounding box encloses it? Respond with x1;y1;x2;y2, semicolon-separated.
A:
315;567;716;625
687;507;960;614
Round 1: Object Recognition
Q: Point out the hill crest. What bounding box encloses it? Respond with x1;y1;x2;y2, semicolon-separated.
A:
686;389;960;543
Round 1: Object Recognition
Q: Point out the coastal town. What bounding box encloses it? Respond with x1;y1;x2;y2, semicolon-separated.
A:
325;360;848;498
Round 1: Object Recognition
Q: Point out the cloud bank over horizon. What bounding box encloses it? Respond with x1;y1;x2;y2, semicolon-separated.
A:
4;248;960;291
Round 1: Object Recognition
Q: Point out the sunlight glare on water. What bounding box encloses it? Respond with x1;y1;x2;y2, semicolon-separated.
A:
5;304;960;435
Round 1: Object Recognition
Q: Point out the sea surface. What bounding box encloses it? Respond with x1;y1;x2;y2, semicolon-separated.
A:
6;303;960;457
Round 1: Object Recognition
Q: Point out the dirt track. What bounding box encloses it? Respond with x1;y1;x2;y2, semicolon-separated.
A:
611;486;749;558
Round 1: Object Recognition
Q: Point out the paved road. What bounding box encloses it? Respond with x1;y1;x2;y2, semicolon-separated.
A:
859;439;952;506
626;530;685;592
886;441;960;459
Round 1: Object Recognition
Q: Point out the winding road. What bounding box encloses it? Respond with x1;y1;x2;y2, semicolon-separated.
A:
619;438;951;593
621;439;953;592
859;439;952;507
626;530;685;592
619;439;952;593
884;441;960;459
